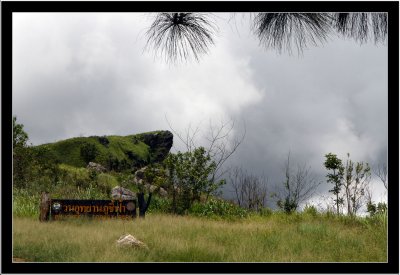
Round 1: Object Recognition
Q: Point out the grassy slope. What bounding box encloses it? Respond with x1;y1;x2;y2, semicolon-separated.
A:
37;133;154;168
13;213;387;262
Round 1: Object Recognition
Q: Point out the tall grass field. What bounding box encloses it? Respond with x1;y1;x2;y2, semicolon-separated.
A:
13;212;387;262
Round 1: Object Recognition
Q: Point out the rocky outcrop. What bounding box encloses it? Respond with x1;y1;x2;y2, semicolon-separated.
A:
133;166;168;198
87;162;107;172
111;186;136;200
141;131;173;162
158;187;168;197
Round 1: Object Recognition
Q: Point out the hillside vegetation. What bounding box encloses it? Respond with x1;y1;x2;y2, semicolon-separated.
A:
36;131;173;169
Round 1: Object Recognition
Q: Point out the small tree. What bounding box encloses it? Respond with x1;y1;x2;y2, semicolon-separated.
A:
13;116;33;187
324;153;344;215
342;153;371;216
164;147;225;214
13;116;29;148
229;167;268;212
166;118;245;198
31;145;62;185
274;152;321;213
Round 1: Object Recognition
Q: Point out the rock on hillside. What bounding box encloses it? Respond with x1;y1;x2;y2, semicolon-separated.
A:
111;186;136;200
140;131;173;162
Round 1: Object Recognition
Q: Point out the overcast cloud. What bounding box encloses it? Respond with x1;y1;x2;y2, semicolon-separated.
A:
12;13;388;209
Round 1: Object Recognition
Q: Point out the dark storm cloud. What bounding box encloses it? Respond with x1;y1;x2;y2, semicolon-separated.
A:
13;13;388;205
222;26;387;203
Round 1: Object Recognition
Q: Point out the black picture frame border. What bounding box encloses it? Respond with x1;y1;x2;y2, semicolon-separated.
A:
2;1;398;274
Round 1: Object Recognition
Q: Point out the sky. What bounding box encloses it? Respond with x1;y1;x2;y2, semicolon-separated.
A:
12;13;388;211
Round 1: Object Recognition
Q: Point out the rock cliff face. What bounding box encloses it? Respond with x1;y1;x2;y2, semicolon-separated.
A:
141;131;173;163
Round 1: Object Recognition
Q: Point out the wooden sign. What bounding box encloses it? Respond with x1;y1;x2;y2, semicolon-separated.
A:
50;199;137;220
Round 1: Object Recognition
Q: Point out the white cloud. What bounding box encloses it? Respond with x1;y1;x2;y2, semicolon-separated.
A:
12;13;388;210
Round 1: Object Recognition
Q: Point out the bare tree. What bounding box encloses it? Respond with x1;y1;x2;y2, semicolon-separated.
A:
373;163;388;190
274;152;321;213
165;116;246;184
229;167;268;212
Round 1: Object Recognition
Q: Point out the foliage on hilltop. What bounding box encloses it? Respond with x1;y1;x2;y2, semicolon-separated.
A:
35;131;173;171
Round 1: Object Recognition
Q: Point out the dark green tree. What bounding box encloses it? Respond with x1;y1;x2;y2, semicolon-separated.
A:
80;143;99;165
13;116;33;187
164;147;225;214
31;145;62;185
13;116;29;148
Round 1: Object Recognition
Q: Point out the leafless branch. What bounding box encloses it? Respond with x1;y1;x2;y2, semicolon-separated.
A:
373;163;388;190
229;166;268;211
275;151;321;211
165;116;245;183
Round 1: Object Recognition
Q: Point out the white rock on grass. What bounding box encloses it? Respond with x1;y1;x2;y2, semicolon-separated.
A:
116;234;148;249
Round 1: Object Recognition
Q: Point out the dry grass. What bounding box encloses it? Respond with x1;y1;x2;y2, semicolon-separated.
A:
13;213;387;262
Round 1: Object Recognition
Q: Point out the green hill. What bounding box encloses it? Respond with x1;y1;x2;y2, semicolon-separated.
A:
36;131;173;170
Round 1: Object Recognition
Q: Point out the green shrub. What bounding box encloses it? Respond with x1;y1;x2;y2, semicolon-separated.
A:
59;165;91;188
80;142;99;164
189;198;248;219
148;196;171;213
13;188;40;217
259;207;274;217
96;173;118;194
303;204;318;217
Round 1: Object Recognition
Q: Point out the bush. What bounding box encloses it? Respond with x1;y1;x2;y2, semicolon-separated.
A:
259;207;274;217
189;198;248;219
61;166;91;188
303;204;318;217
13;188;40;217
367;201;387;217
164;148;226;214
277;197;298;214
80;142;99;164
96;173;118;194
147;196;171;213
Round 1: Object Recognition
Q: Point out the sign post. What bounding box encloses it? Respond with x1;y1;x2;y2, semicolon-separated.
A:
40;198;138;221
